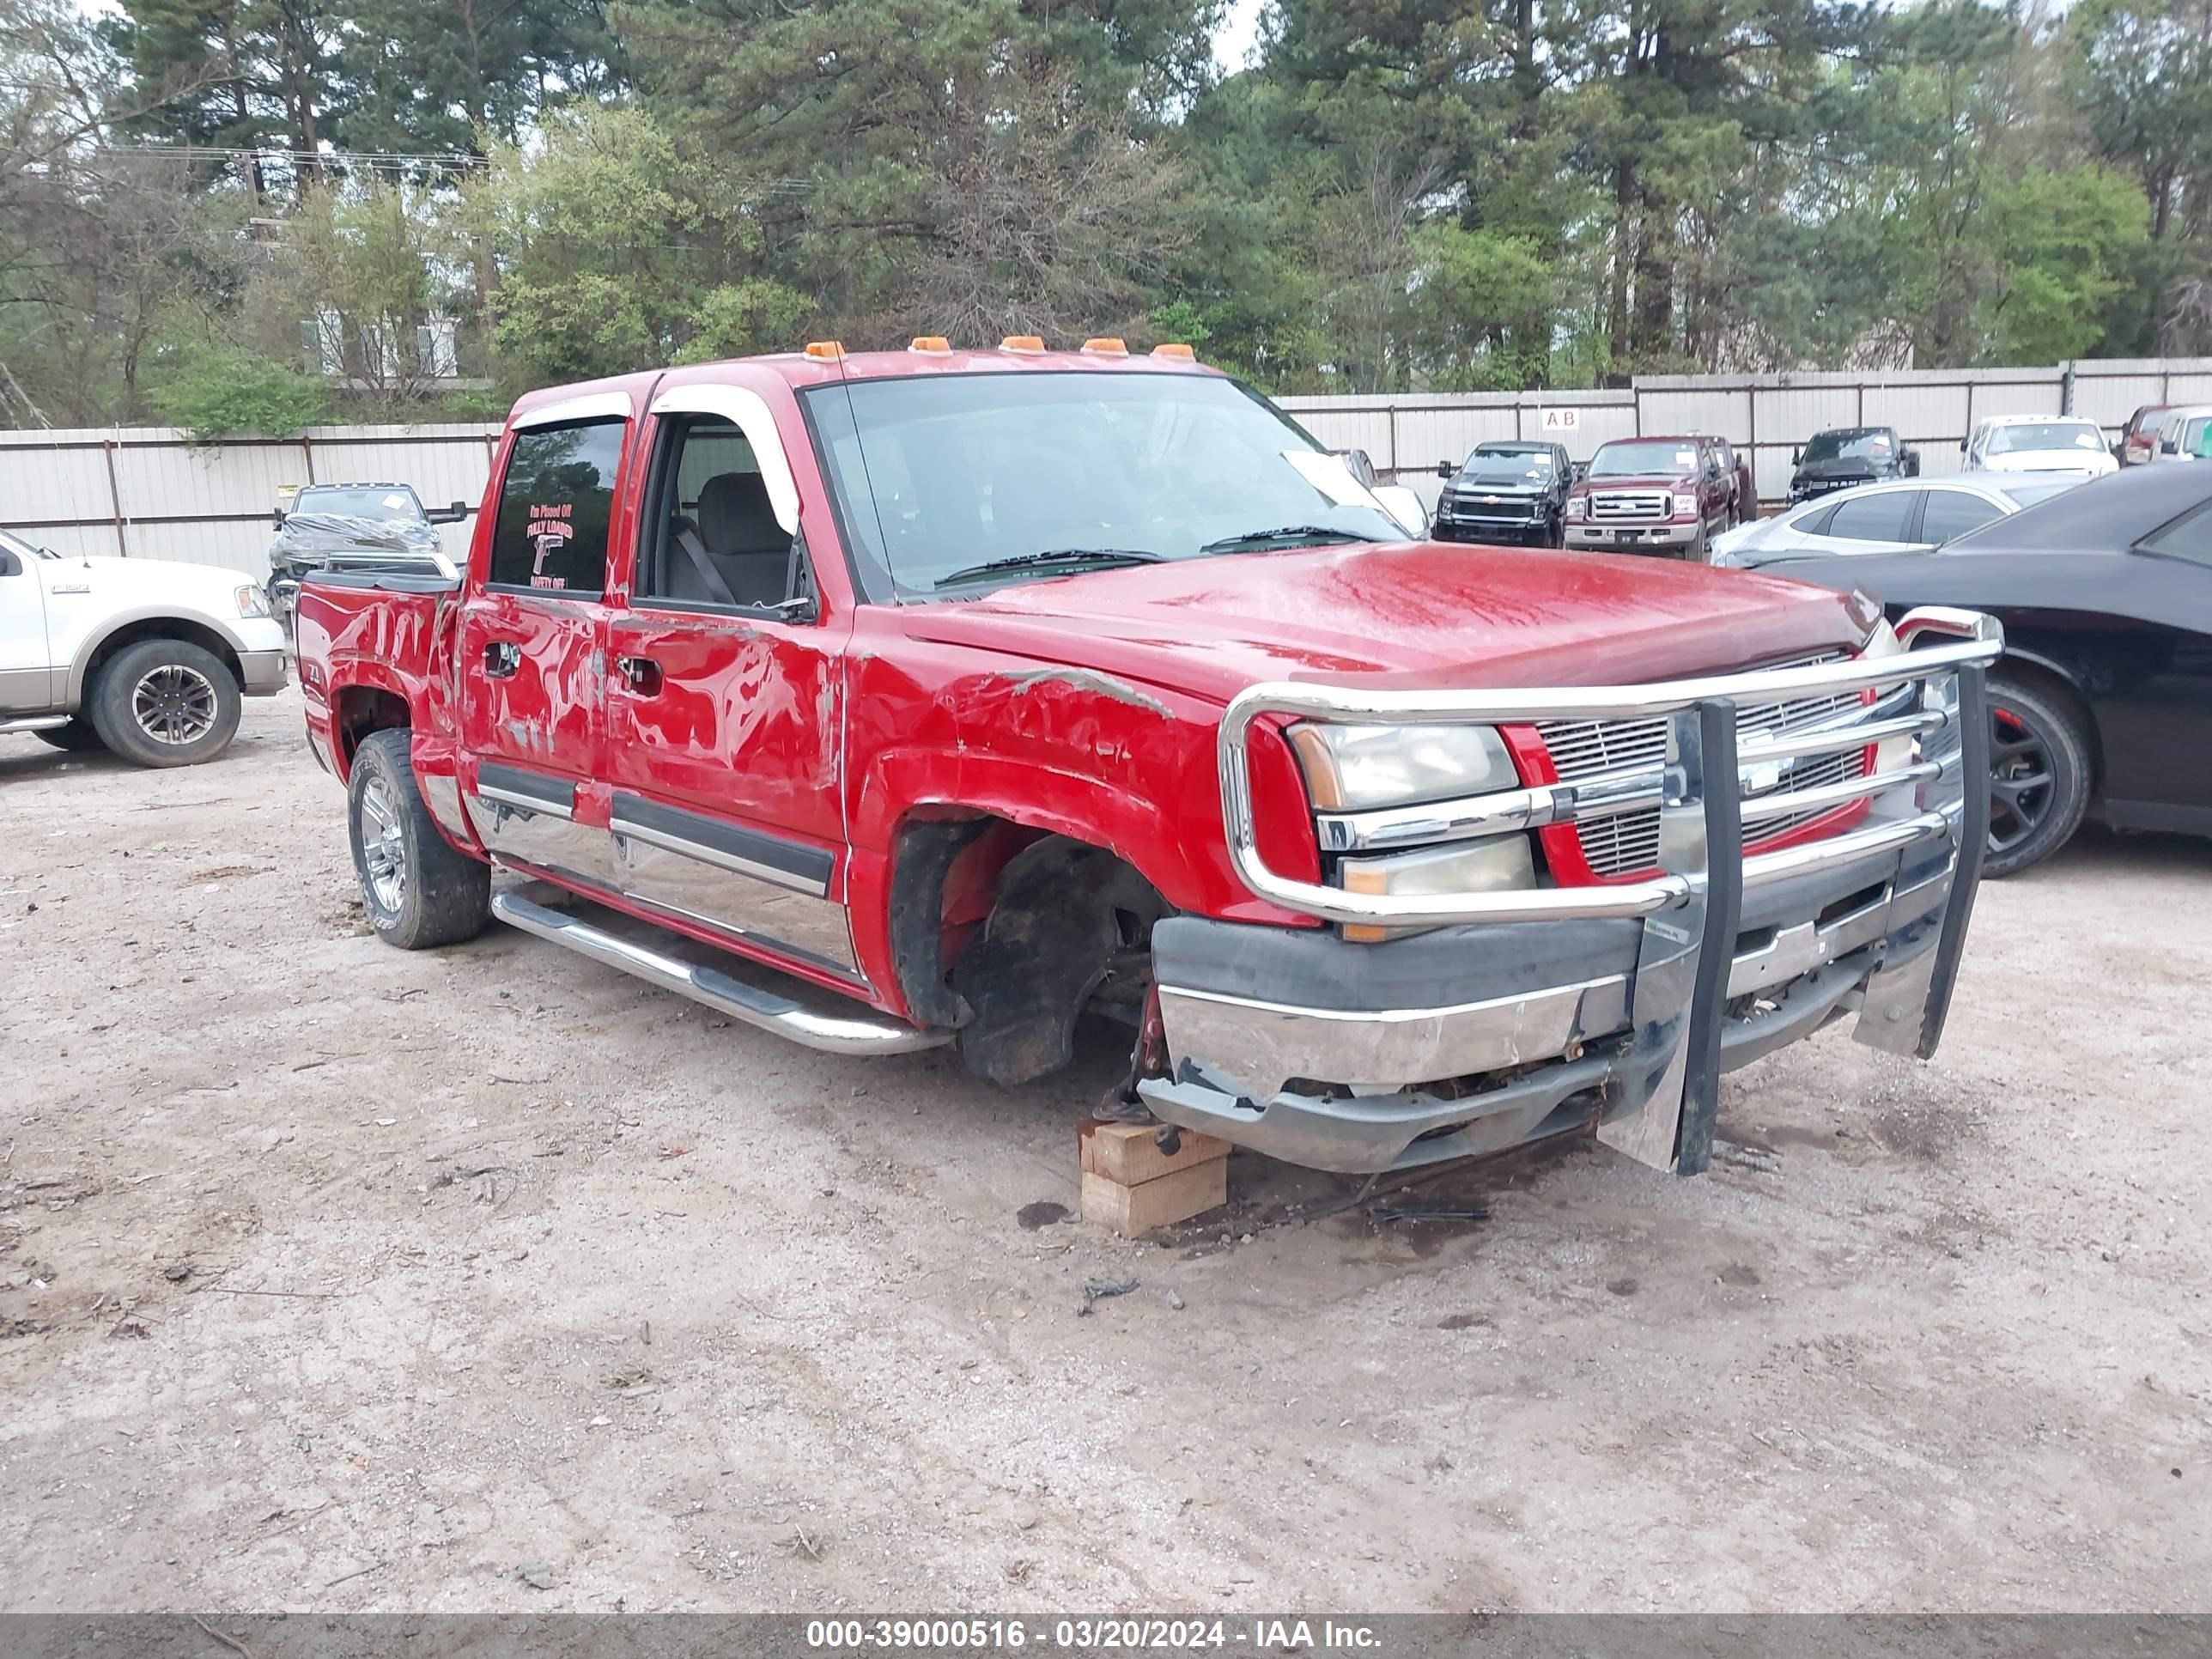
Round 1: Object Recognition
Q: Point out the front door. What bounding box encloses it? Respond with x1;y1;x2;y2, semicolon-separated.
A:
599;378;860;985
457;403;633;890
0;532;52;712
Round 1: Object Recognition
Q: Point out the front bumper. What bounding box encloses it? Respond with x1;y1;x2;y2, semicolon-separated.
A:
1564;520;1698;551
239;647;290;695
1141;610;2002;1174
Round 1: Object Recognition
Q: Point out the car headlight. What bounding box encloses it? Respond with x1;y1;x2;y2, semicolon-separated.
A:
1288;722;1518;811
1564;495;1587;521
1671;491;1699;519
235;585;271;618
1337;835;1536;942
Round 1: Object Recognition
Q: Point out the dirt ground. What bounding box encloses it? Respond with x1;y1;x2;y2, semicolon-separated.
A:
3;688;2209;1615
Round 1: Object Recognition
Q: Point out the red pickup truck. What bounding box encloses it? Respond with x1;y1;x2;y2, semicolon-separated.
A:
1564;435;1741;559
296;341;2002;1178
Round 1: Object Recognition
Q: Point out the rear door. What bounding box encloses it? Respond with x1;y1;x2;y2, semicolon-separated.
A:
456;395;635;890
597;374;861;985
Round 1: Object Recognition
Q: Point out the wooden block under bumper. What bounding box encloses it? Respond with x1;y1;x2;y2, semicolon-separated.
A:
1079;1120;1233;1187
1079;1161;1229;1237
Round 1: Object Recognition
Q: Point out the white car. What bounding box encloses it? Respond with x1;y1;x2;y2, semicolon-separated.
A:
2;527;289;766
1961;415;2118;477
2148;404;2212;463
1711;474;2080;568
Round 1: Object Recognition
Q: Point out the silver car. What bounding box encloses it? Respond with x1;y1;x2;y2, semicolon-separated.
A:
1711;475;2081;569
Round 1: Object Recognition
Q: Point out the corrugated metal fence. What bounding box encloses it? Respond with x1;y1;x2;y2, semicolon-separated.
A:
3;422;499;576
8;356;2211;576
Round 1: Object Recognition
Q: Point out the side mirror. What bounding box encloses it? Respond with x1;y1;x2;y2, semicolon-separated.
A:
272;509;286;528
1370;483;1428;538
1790;446;1802;465
424;501;471;525
1903;452;1920;477
1959;439;1969;453
1571;461;1589;483
1436;461;1455;480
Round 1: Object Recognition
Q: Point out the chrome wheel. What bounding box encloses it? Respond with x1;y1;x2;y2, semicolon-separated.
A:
358;775;408;915
131;664;219;746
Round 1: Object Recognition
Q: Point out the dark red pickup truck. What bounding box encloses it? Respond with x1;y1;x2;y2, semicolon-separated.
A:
296;341;2002;1178
1564;435;1743;559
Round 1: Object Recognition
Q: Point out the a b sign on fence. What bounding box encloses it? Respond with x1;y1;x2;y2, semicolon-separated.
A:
1538;407;1579;432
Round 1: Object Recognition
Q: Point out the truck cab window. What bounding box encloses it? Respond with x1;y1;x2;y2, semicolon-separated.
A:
638;415;806;613
488;420;623;596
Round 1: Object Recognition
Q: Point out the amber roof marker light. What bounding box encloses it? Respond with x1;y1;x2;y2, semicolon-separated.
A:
1000;335;1047;356
1151;343;1197;361
1081;337;1129;356
908;337;952;356
803;340;847;362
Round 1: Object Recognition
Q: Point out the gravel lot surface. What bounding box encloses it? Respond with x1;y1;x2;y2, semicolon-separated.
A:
3;690;2208;1613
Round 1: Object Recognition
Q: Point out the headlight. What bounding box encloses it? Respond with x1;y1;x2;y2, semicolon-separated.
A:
1339;836;1536;942
235;585;271;618
1564;495;1587;521
1289;722;1518;811
1671;491;1699;519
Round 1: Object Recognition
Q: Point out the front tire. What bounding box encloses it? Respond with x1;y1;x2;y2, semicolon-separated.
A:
87;638;241;768
347;728;491;950
33;718;104;752
1984;676;2094;878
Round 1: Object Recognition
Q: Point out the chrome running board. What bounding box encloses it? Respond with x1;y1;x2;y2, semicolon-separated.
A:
490;890;951;1058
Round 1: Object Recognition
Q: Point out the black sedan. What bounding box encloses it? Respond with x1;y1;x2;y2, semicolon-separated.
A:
1756;463;2212;876
1431;441;1571;546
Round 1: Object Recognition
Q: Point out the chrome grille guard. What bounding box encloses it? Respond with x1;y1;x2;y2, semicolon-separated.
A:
1212;605;2002;1176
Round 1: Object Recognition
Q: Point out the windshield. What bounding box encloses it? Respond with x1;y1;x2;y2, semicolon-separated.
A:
1801;428;1893;465
803;371;1404;598
1462;450;1554;485
295;487;422;520
1587;441;1700;479
1985;422;2105;455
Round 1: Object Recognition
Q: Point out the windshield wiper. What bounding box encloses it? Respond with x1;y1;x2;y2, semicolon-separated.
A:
933;548;1166;590
1198;525;1380;555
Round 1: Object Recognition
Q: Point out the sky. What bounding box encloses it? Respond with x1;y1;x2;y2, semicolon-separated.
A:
1212;0;1267;74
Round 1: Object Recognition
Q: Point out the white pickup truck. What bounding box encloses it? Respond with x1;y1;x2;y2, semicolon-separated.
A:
1;527;289;767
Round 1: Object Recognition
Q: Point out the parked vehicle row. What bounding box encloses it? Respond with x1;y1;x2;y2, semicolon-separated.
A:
291;337;2000;1181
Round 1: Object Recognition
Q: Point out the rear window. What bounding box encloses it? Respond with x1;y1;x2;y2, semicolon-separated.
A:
487;420;625;595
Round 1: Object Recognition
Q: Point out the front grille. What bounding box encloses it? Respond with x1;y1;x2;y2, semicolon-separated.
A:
1590;489;1672;521
1447;492;1540;521
1536;653;1869;878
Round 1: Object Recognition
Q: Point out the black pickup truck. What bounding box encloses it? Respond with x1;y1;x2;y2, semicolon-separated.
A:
1789;427;1918;504
1431;441;1572;545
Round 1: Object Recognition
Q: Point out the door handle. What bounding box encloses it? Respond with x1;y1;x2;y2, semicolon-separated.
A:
483;640;520;678
615;654;662;696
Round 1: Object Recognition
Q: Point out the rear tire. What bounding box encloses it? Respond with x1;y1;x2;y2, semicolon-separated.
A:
1984;675;2094;878
87;638;241;768
347;727;491;950
33;718;104;752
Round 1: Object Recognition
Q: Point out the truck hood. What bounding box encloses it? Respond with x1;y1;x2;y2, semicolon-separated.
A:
890;542;1871;706
1576;474;1694;492
1794;457;1894;483
39;554;252;612
1978;450;2117;476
